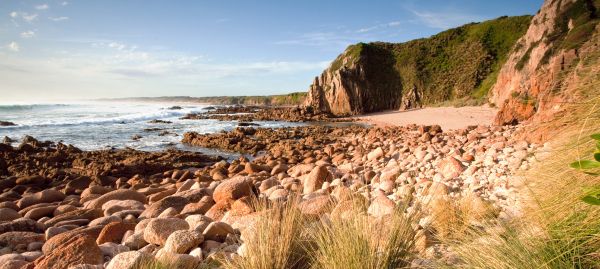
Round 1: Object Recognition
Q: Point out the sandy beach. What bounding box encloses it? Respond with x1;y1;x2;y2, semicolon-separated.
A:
356;105;498;130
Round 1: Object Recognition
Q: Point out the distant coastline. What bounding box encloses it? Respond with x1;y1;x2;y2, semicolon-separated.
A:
94;92;307;106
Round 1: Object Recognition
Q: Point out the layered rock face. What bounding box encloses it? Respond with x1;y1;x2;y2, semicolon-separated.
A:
305;16;532;116
490;0;600;126
305;44;404;115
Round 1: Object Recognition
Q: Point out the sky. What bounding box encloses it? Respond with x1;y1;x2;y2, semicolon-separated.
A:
0;0;543;103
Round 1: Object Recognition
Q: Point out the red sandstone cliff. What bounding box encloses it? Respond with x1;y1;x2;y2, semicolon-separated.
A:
490;0;600;125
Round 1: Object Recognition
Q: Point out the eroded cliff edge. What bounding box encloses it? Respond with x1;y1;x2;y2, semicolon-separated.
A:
305;16;532;116
490;0;600;127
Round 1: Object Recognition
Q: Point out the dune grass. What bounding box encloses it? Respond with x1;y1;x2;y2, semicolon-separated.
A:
218;195;420;269
428;194;498;241
447;88;600;268
306;199;418;269
221;198;310;269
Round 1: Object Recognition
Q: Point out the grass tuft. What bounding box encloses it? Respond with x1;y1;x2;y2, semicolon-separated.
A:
221;198;310;269
447;87;600;268
307;201;418;269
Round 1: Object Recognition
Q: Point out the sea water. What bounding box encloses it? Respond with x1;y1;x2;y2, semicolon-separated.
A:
0;102;305;153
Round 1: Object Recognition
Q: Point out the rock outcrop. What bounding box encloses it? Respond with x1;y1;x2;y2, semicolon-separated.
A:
490;0;600;128
305;16;532;116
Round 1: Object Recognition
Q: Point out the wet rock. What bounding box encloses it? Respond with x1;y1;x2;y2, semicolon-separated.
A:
0;121;16;126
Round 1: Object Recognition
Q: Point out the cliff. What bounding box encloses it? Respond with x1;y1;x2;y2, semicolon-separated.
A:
490;0;600;126
305;16;532;116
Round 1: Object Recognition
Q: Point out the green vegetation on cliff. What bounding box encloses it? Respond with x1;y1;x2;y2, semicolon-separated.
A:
330;15;532;108
101;92;307;106
539;0;599;66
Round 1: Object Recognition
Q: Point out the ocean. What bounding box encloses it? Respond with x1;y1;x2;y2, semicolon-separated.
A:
0;102;305;153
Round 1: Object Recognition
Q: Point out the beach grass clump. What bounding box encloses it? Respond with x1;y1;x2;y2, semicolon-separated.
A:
306;203;418;269
134;259;220;269
447;92;600;268
428;194;498;241
221;198;310;269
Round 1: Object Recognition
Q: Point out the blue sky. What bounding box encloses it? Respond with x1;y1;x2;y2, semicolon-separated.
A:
0;0;542;103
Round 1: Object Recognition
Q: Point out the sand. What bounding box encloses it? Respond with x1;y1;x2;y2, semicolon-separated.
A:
356;105;498;130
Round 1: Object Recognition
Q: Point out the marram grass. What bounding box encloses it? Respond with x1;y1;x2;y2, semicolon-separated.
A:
447;89;600;268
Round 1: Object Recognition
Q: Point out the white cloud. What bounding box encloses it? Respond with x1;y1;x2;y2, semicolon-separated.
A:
275;32;356;48
0;42;328;101
7;42;20;52
357;26;378;33
108;42;127;51
410;9;483;29
357;21;402;33
22;13;39;22
35;4;49;10
20;31;35;38
61;1;68;6
9;12;38;22
49;16;69;21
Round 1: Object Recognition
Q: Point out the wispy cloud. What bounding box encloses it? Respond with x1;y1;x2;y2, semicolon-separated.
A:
108;42;127;51
61;1;68;6
7;42;20;52
275;32;358;49
84;41;328;79
35;4;49;10
0;40;330;100
20;31;35;38
23;13;38;22
356;21;402;33
277;20;402;49
49;16;69;21
10;12;39;22
409;9;483;29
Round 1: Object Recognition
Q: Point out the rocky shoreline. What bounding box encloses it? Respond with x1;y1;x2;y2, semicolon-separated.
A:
0;115;547;268
181;105;337;123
